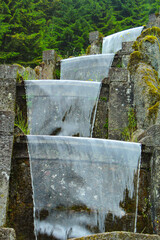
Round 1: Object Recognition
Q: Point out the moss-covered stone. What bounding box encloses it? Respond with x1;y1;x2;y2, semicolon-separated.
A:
69;231;160;240
128;51;142;72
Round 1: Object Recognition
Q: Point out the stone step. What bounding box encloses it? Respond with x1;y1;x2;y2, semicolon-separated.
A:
69;231;160;240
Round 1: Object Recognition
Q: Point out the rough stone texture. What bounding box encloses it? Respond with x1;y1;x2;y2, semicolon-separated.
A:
0;65;19;79
70;231;160;240
7;137;35;240
0;228;16;240
0;65;16;227
132;129;146;142
87;31;102;55
89;31;100;44
140;39;160;76
16;65;36;81
108;68;133;140
0;78;16;111
105;42;136;140
133;62;160;130
138;125;160;234
43;49;56;63
93;81;109;139
0;112;15;133
147;13;160;28
34;50;58;79
112;42;134;69
150;148;160;234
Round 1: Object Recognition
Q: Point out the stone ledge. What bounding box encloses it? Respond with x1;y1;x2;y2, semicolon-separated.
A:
0;228;16;240
69;231;160;240
108;68;128;82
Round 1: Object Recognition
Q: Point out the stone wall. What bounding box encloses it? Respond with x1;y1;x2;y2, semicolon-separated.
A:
93;41;135;140
0;65;17;238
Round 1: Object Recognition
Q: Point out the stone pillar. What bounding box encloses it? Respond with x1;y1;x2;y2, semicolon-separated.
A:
147;13;160;28
87;31;102;55
140;125;160;234
35;50;57;79
108;67;133;140
0;65;17;226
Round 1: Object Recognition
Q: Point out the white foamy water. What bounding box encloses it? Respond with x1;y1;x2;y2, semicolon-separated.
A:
27;136;141;239
60;54;114;81
25;80;100;137
102;26;144;54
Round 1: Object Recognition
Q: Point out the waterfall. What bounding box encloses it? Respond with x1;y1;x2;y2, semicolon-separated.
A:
25;26;144;239
25;80;100;137
27;136;141;239
102;26;144;54
60;54;114;81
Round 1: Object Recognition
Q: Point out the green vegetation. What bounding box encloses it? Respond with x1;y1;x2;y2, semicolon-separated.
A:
100;97;107;101
121;108;137;141
128;26;160;73
14;107;29;134
128;27;160;123
0;0;159;65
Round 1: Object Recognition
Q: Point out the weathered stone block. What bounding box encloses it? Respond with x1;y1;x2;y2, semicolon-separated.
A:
70;231;160;240
0;135;13;226
108;81;132;140
0;78;16;111
89;31;100;44
108;68;129;82
0;173;10;226
121;42;134;54
122;55;130;68
0;65;19;79
42;50;56;63
150;148;160;234
0;111;15;133
0;228;16;240
7;140;35;240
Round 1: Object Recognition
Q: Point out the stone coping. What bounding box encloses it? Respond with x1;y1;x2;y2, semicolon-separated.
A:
69;231;160;240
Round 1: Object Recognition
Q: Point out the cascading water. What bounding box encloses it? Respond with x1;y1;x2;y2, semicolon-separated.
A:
25;26;143;239
102;26;144;54
25;80;100;137
60;54;114;81
27;136;141;240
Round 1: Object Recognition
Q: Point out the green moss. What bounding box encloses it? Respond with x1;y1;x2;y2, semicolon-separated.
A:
100;97;107;101
148;102;160;120
121;108;137;141
128;51;142;72
137;26;160;41
141;35;158;44
141;69;160;120
86;45;91;55
132;40;139;51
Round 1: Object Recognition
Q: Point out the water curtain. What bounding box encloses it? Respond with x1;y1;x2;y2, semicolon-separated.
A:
25;80;100;137
25;26;144;239
102;26;144;54
27;136;141;240
60;54;114;81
